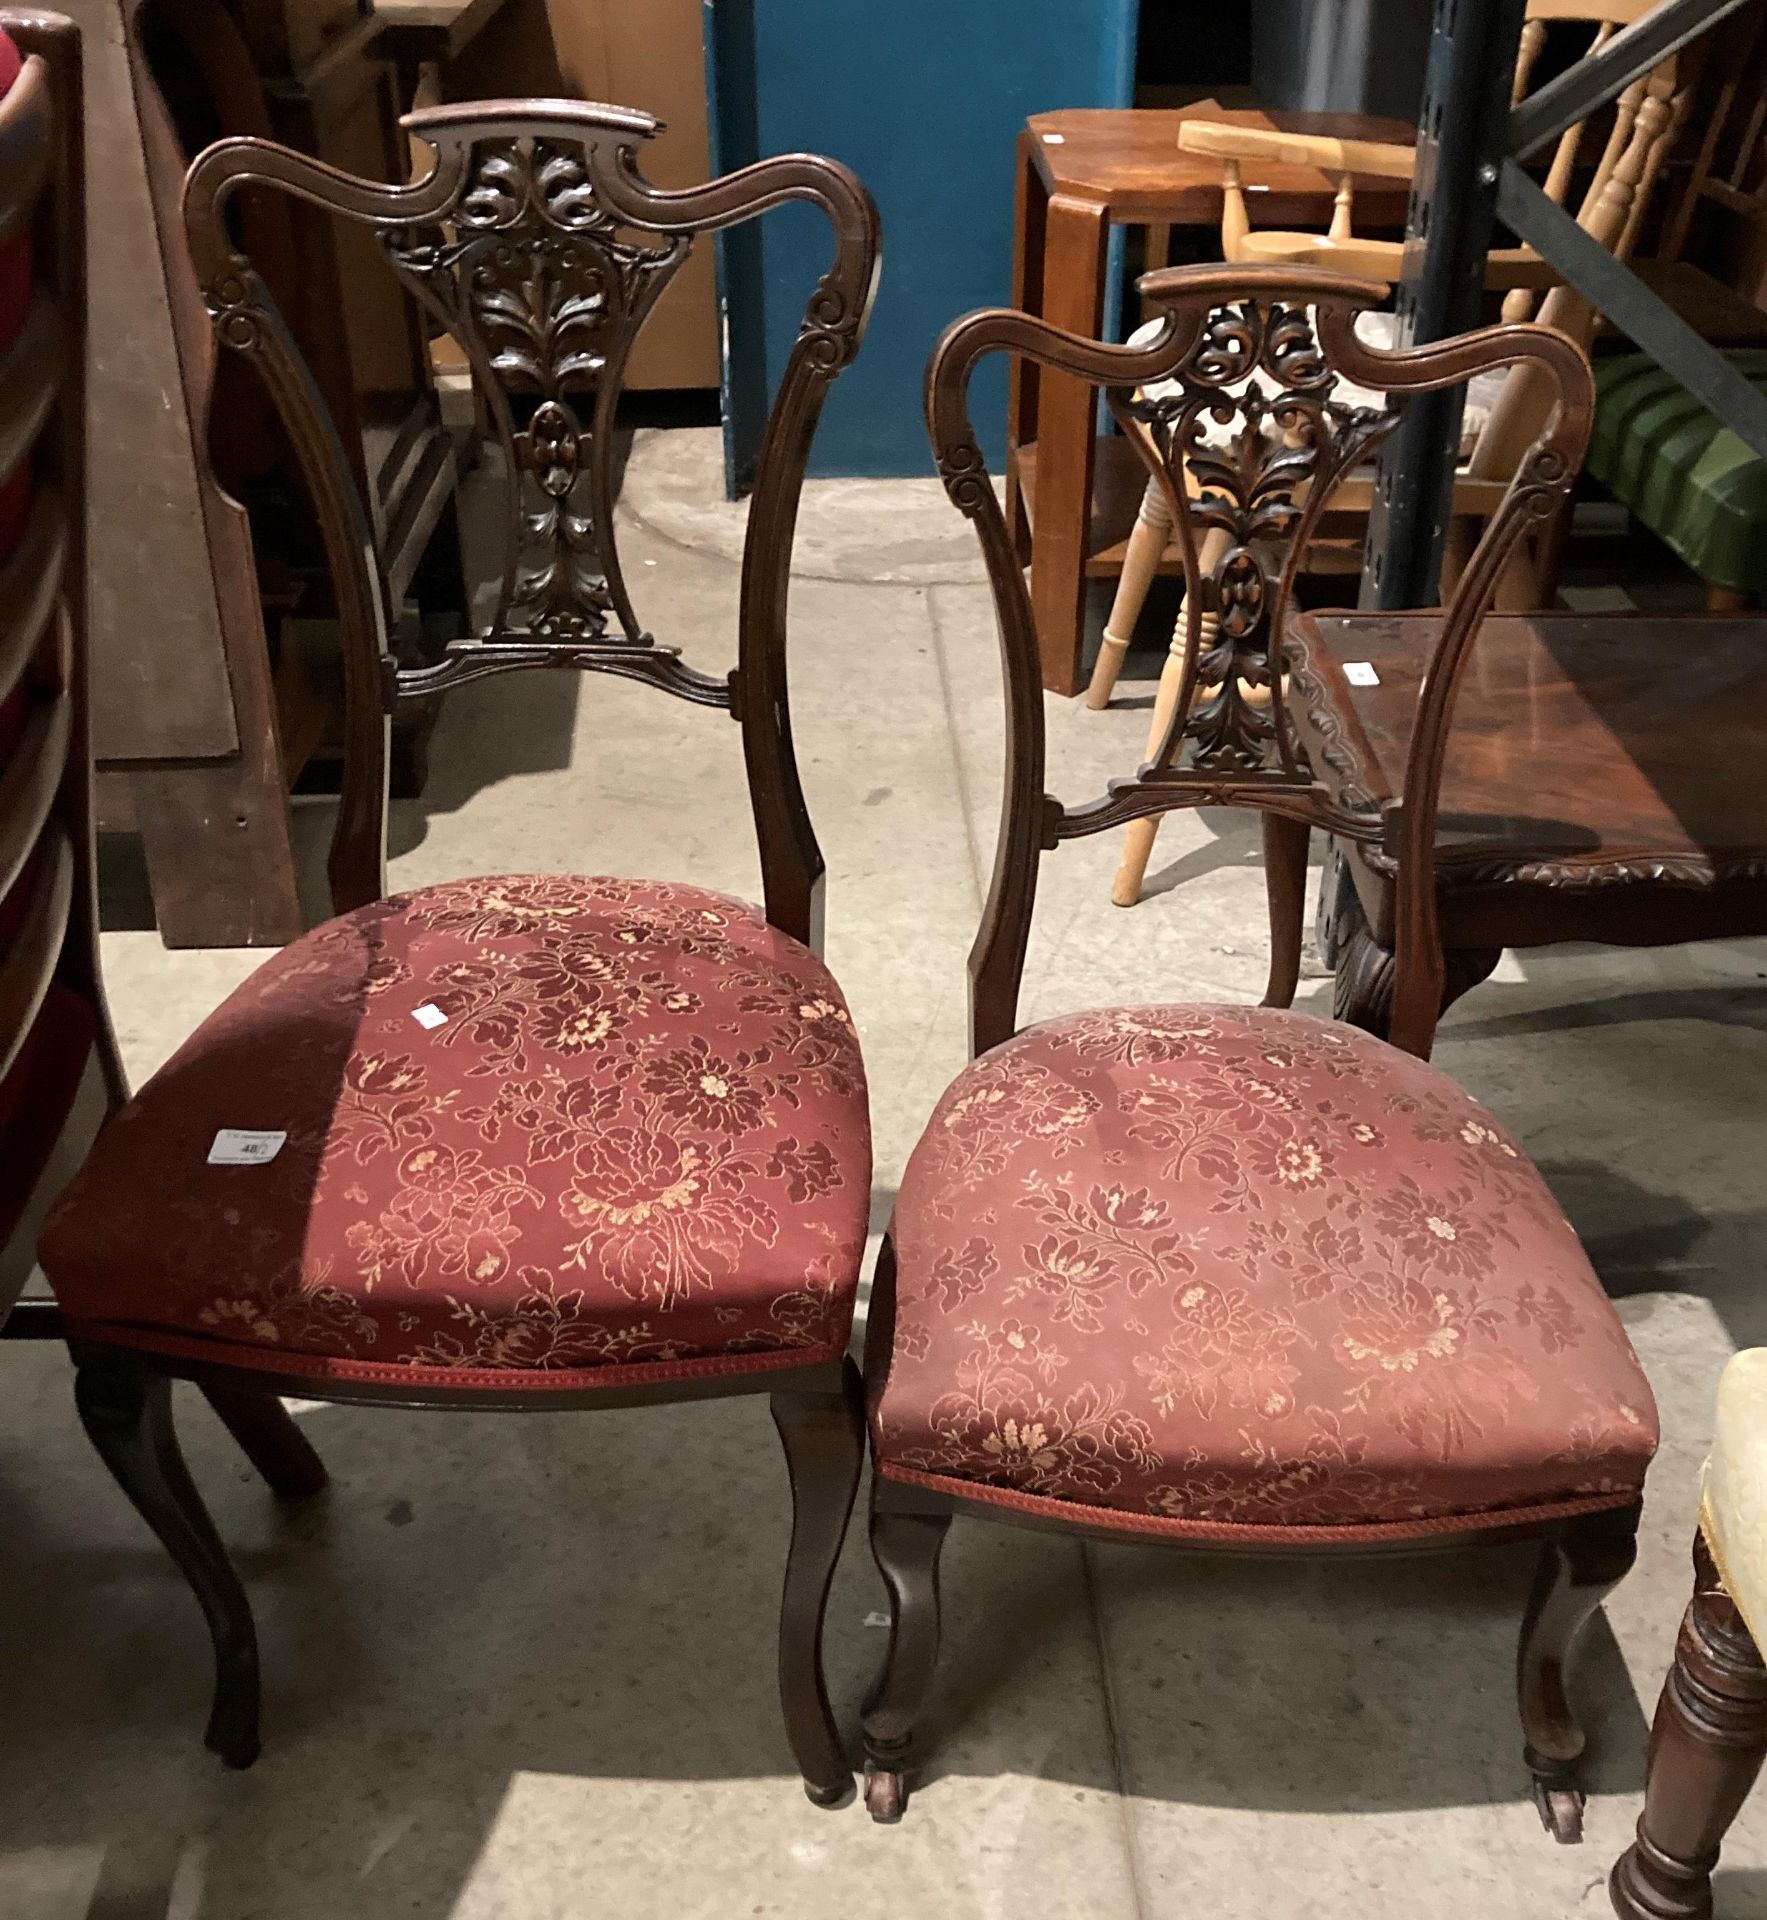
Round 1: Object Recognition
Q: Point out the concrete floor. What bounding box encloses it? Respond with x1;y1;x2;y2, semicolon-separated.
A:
8;425;1767;1919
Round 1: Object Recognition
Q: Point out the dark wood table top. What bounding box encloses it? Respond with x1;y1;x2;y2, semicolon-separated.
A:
1296;610;1767;872
1026;103;1419;224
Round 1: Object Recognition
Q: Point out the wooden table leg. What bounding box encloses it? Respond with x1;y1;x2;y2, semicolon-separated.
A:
1027;192;1107;698
1005;132;1045;566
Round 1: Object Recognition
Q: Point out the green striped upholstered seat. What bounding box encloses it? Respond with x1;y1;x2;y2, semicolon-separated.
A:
1591;350;1767;595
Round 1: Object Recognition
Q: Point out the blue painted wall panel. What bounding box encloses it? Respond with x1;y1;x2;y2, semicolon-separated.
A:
709;0;1135;482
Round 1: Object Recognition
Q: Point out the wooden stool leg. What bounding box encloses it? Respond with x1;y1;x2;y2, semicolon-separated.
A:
1086;477;1170;709
1611;1533;1767;1920
1111;526;1228;908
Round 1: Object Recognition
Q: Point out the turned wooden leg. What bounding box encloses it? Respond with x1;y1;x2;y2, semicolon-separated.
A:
1112;524;1233;908
1611;1533;1767;1920
861;1485;952;1823
200;1386;328;1502
1261;813;1308;1008
1518;1502;1642;1843
73;1353;261;1766
1086;477;1170;710
1314;841;1356;969
1331;895;1395;1038
1331;883;1499;1052
770;1357;866;1806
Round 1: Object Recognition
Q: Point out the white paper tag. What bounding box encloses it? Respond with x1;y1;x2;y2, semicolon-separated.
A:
411;1003;448;1030
1344;661;1380;687
862;1611;890;1628
1040;131;1065;144
208;1128;287;1166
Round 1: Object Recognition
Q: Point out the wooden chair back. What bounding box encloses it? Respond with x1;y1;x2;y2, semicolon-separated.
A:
0;10;122;1317
1653;6;1767;302
928;265;1592;1060
178;105;880;950
1184;0;1686;342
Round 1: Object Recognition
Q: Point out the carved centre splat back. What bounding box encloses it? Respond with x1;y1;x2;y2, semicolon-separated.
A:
179;102;880;938
924;264;1590;1054
383;136;687;652
1111;297;1399;780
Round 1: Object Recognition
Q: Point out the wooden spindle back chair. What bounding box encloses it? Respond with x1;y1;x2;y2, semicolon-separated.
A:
1089;1;1691;909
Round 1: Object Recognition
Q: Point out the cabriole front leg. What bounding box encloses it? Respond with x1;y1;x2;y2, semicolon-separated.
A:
73;1352;262;1766
1518;1503;1641;1843
861;1487;952;1823
769;1356;866;1806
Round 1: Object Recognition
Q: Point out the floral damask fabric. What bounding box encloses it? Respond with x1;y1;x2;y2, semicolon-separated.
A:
43;876;870;1388
870;1006;1656;1541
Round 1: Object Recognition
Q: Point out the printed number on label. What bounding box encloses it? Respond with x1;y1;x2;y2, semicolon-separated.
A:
209;1128;288;1166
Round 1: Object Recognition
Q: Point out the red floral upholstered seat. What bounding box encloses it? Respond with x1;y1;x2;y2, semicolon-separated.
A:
875;1006;1651;1543
870;1005;1654;1541
43;875;870;1389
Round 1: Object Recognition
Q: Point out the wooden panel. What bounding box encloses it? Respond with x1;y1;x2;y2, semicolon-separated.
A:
68;0;240;762
0;291;57;481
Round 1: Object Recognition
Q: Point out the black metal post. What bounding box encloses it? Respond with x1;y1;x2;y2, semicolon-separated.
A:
1363;0;1529;610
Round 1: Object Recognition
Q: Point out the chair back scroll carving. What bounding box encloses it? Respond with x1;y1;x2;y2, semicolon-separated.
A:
181;101;881;948
926;264;1592;1060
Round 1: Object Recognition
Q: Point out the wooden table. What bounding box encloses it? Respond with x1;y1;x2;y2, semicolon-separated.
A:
1007;103;1416;695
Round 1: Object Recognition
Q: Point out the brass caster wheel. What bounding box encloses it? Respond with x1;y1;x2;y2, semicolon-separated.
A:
1532;1778;1585;1844
864;1764;906;1823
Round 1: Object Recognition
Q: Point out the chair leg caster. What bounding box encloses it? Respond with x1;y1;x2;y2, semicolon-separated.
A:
206;1714;260;1770
1531;1776;1584;1845
864;1763;906;1824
